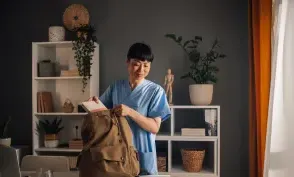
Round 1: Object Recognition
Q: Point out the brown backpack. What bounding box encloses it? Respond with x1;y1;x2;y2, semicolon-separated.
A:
77;109;140;177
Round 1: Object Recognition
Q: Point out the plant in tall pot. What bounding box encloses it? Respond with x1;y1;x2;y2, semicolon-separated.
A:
72;24;97;93
0;116;12;146
36;117;64;148
165;34;226;105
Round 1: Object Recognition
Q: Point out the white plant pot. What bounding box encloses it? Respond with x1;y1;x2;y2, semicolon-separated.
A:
189;84;213;105
0;138;11;146
49;26;65;42
44;140;59;148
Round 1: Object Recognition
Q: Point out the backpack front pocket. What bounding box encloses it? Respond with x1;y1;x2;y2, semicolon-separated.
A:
90;145;127;173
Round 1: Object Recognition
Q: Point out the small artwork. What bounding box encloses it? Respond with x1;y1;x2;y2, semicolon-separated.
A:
164;68;174;105
205;109;217;136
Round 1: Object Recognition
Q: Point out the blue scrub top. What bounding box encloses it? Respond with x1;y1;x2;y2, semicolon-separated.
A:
99;79;171;175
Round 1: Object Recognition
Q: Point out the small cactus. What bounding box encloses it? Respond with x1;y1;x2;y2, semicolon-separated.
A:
0;116;11;138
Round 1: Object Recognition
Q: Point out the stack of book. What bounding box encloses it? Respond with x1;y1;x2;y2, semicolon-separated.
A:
60;68;79;77
68;139;83;149
181;128;205;136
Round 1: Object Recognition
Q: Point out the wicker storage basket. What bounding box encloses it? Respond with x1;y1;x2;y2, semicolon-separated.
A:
157;156;166;172
181;149;205;172
68;156;78;169
62;99;74;113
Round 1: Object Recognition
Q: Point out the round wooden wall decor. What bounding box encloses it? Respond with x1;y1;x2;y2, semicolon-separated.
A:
63;4;90;31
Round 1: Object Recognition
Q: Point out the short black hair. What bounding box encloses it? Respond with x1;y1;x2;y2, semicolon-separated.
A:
127;42;154;62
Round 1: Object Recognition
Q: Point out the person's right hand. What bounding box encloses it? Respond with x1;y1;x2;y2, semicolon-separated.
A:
87;96;99;103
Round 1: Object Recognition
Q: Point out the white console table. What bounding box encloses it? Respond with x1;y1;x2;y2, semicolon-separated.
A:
21;171;170;177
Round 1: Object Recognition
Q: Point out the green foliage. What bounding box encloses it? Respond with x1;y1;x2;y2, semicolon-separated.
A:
0;116;11;139
164;34;226;84
72;24;97;92
36;117;64;135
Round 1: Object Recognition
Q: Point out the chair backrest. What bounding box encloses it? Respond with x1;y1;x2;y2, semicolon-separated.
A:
21;155;70;172
0;145;21;177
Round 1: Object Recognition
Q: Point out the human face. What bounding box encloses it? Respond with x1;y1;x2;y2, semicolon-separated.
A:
127;59;151;81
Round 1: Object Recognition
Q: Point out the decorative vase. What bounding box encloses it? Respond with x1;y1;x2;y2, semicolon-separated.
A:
38;59;56;77
38;60;56;77
49;26;65;42
44;134;59;148
0;138;11;146
189;84;213;105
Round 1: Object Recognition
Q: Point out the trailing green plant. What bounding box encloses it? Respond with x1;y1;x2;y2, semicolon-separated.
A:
72;24;97;92
36;117;64;135
0;116;11;139
164;34;226;84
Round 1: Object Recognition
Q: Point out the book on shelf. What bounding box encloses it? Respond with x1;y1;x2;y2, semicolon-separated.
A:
181;128;205;136
81;100;107;113
37;91;53;112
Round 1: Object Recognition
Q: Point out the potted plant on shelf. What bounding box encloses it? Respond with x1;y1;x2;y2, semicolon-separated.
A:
0;116;12;146
72;24;97;92
164;34;226;105
36;117;64;148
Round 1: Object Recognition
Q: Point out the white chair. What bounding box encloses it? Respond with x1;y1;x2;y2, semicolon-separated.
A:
0;145;22;177
20;155;70;172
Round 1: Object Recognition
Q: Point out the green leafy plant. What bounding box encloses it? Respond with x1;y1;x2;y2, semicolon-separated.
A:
36;117;64;135
0;116;11;139
72;24;97;92
165;34;226;84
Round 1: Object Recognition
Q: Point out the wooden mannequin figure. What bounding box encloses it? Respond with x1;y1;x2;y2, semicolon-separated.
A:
164;68;174;105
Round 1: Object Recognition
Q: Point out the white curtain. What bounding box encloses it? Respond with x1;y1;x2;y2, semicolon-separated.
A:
264;0;294;176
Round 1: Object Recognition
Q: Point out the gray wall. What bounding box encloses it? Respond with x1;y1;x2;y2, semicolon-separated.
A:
1;0;249;176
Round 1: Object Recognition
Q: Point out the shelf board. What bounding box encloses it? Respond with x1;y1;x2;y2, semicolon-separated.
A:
170;105;220;109
171;165;215;176
33;41;73;48
21;171;79;177
35;147;81;152
156;133;217;141
34;112;88;116
35;76;83;80
33;41;98;48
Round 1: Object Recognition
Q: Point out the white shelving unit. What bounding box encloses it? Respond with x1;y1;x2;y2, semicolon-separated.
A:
154;105;220;177
31;41;220;177
32;41;99;156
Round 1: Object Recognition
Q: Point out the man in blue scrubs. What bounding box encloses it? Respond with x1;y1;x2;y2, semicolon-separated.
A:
91;42;171;175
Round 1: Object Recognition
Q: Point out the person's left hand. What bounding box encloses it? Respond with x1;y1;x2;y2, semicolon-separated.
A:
114;104;132;117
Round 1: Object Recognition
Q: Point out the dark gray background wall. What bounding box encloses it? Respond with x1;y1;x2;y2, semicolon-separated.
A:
1;0;249;177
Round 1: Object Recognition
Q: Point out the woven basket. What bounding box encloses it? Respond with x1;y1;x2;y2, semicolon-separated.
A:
68;156;78;169
62;99;74;113
157;156;166;172
63;4;90;31
181;149;205;172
